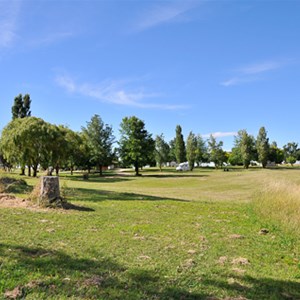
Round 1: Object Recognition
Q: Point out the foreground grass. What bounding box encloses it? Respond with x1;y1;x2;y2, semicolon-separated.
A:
0;168;299;299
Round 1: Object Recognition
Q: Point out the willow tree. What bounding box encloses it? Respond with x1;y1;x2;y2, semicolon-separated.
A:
0;117;51;176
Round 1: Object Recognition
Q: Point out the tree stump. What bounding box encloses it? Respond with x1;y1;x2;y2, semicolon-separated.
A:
39;176;64;207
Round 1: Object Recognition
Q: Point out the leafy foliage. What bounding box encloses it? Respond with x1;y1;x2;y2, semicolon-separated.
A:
119;116;155;175
186;131;197;171
208;135;226;168
256;127;269;168
175;125;186;163
283;142;299;166
82;115;115;176
155;134;170;171
11;94;31;119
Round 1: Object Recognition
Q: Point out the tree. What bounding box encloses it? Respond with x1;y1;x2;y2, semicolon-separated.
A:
283;142;299;166
256;126;269;168
195;134;208;166
0;117;52;177
233;130;256;169
175;125;186;163
168;138;176;162
155;134;170;171
269;141;284;164
186;131;197;171
82;115;115;176
208;135;226;168
12;94;31;119
119;116;155;176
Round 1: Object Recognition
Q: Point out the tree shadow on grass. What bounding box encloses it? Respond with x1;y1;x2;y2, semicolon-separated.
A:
62;174;133;183
0;243;207;299
144;174;209;178
1;243;299;299
70;188;190;203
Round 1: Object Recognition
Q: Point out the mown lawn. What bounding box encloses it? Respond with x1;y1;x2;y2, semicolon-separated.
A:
0;168;299;299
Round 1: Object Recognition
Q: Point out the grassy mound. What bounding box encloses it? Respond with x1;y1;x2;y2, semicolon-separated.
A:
0;177;29;194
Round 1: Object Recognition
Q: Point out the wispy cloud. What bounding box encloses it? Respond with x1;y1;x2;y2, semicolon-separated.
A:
220;76;260;87
28;31;75;47
0;0;21;48
221;60;287;87
55;74;187;110
133;1;198;32
238;61;283;75
203;131;237;138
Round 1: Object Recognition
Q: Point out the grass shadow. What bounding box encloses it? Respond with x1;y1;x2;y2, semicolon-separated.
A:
1;243;299;299
69;187;190;203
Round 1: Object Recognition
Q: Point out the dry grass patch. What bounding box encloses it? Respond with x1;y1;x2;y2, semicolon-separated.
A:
253;179;300;236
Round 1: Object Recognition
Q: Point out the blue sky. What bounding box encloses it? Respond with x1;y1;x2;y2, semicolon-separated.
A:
1;0;300;150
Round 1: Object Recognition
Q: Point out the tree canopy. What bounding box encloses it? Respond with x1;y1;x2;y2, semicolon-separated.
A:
119;116;155;176
82;115;115;176
12;94;31;119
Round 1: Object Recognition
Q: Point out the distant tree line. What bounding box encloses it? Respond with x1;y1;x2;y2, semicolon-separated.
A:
1;94;300;176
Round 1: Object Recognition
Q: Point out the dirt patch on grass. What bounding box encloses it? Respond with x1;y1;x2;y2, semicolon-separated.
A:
0;193;94;212
0;193;35;209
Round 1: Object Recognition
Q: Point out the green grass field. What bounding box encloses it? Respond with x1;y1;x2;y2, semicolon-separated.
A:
0;168;299;299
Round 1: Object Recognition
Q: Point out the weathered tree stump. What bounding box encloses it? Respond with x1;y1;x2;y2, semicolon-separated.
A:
39;176;64;207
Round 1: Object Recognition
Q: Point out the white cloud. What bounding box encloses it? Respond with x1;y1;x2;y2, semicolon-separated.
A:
0;0;21;48
238;61;283;75
203;131;237;138
55;74;187;110
221;60;286;87
134;1;197;32
220;76;260;87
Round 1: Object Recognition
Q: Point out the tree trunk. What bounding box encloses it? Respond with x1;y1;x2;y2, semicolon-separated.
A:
28;165;31;177
99;164;103;176
33;164;38;177
134;162;139;176
20;167;25;176
70;166;73;175
55;165;59;176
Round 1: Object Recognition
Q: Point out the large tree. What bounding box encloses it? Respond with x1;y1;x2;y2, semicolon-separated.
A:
269;141;284;164
256;126;269;168
175;125;186;163
234;130;256;169
0;117;52;176
12;94;31;119
186;131;197;171
208;135;226;168
82;115;115;176
195;134;208;166
155;134;170;171
283;142;299;166
119;116;155;176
